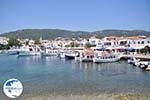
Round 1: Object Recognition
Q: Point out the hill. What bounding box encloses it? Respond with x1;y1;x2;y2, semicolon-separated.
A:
1;29;150;40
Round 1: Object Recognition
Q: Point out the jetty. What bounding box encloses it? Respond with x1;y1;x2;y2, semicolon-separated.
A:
121;54;150;61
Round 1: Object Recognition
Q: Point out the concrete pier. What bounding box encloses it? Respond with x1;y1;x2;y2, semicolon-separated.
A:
121;54;150;61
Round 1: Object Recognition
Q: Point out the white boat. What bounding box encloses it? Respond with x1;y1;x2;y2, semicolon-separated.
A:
59;52;66;58
128;57;149;68
93;51;120;63
127;57;139;64
42;48;59;56
145;64;150;71
7;48;21;55
18;46;41;56
135;61;149;67
76;49;94;62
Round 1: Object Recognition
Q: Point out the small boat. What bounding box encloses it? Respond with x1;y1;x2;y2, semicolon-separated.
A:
135;61;149;70
18;45;41;56
42;48;59;56
76;49;94;62
135;61;149;67
145;65;150;71
7;48;20;55
128;57;149;68
65;51;77;59
127;57;139;64
58;51;66;58
93;51;120;63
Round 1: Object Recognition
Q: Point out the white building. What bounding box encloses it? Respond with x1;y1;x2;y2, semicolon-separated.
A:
79;39;88;47
0;37;9;45
89;36;102;47
101;36;150;51
127;36;150;49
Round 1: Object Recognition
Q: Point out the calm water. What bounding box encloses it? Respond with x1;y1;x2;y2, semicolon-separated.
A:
0;54;150;98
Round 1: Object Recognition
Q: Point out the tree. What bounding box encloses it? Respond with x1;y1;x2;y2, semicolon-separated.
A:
8;38;22;47
70;42;79;47
0;44;9;50
34;40;41;45
144;46;150;53
65;42;79;47
85;42;92;48
140;46;150;54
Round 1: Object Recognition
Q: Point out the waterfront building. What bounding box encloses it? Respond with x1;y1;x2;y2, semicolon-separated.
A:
100;36;150;54
0;37;9;45
126;36;150;49
89;36;101;47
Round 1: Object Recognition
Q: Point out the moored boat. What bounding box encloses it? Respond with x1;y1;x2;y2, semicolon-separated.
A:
127;57;139;64
135;61;149;67
58;51;66;58
42;48;59;56
7;48;20;55
65;51;77;59
18;45;41;56
76;49;94;62
93;51;120;63
145;65;150;71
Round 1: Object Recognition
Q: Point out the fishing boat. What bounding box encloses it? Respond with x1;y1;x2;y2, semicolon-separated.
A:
93;51;120;63
135;61;149;67
128;57;149;68
145;64;150;71
65;51;77;59
42;48;59;56
58;51;66;58
18;45;41;56
7;48;20;55
7;49;19;55
127;57;139;64
76;49;94;62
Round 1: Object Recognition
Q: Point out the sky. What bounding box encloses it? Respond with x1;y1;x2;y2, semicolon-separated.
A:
0;0;150;33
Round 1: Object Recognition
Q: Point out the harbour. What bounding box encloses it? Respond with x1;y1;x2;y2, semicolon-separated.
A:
0;55;150;99
1;0;150;99
1;35;150;99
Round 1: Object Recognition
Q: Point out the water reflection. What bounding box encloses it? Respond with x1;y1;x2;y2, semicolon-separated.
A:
1;55;150;95
17;56;41;64
75;61;128;77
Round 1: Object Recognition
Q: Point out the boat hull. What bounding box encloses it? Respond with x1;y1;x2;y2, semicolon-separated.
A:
75;57;93;62
41;52;57;56
93;57;120;63
65;55;75;59
18;52;41;56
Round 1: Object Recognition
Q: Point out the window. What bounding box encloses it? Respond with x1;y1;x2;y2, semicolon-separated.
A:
98;43;101;45
138;41;140;44
141;41;144;44
128;41;130;44
147;41;150;43
120;41;127;45
104;42;111;45
91;41;95;44
29;48;33;51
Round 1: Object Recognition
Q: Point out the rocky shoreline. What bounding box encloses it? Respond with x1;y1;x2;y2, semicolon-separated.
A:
20;93;150;100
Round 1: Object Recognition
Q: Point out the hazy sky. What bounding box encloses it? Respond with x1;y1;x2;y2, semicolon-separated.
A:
0;0;150;33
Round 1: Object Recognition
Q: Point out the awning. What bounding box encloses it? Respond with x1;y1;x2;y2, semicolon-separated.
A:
125;47;135;52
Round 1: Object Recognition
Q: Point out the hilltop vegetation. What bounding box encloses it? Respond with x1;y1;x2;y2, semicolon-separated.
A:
1;29;150;40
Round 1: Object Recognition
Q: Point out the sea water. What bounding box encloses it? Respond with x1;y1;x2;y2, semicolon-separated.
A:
0;54;150;99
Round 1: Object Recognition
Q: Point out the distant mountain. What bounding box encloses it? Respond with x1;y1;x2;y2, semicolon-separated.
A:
1;29;150;40
94;29;150;37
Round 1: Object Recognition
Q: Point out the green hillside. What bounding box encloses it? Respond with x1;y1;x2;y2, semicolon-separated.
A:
1;29;150;40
